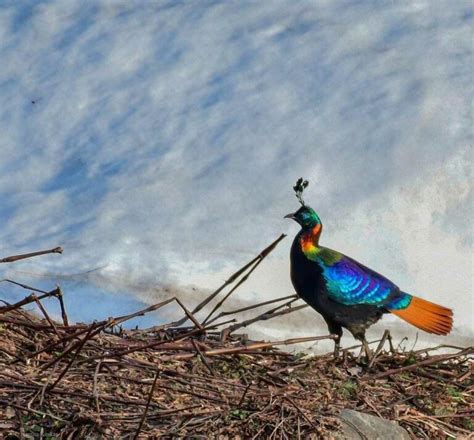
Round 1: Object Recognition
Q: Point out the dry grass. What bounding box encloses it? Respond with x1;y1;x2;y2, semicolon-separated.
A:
0;301;472;439
0;242;472;439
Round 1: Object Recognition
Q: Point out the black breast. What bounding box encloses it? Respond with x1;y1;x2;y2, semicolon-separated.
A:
289;234;326;309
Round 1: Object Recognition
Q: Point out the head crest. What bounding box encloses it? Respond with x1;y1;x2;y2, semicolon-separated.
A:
293;177;309;206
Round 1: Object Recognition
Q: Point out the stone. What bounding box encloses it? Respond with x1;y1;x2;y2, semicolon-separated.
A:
336;409;411;440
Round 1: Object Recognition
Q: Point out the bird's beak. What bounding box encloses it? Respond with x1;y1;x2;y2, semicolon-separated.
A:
284;212;295;220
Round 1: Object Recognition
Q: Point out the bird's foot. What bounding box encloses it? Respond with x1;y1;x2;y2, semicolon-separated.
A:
354;339;373;366
355;349;370;364
332;335;342;359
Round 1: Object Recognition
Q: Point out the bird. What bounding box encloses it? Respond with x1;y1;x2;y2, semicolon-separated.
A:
285;178;453;359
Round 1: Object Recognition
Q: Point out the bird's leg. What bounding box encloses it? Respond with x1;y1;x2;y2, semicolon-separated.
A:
333;335;341;358
362;338;372;363
325;320;343;359
354;333;372;364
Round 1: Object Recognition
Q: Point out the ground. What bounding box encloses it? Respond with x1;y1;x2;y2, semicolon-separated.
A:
0;298;471;439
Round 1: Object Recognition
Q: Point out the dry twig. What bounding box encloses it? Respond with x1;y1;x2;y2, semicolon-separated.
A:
0;240;471;438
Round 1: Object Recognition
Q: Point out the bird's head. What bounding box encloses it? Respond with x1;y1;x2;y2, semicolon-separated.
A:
285;178;322;231
284;205;321;229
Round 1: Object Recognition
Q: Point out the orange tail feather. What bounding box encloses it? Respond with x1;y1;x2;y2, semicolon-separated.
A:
390;296;453;335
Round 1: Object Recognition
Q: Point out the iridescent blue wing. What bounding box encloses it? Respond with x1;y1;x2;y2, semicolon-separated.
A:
315;248;400;306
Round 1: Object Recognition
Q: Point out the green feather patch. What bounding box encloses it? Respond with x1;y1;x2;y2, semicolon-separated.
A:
316;248;343;265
